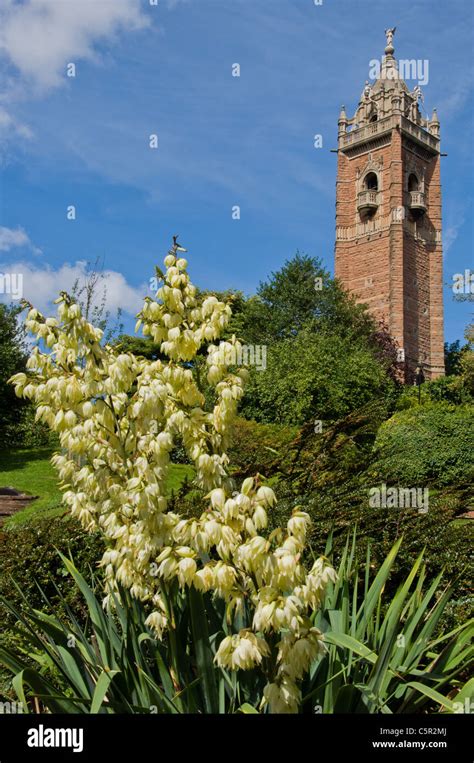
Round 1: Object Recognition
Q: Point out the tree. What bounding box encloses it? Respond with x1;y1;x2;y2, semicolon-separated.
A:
458;322;474;395
240;325;394;425
0;303;27;447
71;257;124;343
112;334;162;360
223;254;399;424
240;252;374;344
444;340;466;376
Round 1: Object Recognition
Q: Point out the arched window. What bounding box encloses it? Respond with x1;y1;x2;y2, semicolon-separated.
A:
369;111;378;123
364;172;378;191
408;173;419;192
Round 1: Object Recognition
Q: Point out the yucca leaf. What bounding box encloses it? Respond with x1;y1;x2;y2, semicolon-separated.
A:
405;682;455;711
237;702;259;713
452;677;474;707
11;667;85;713
57;553;112;666
333;685;369;713
137;667;180;713
357;537;402;633
11;670;30;714
188;587;219;714
324;632;378;665
90;669;120;713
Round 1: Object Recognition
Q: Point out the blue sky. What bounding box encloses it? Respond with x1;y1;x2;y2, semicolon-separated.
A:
0;0;473;342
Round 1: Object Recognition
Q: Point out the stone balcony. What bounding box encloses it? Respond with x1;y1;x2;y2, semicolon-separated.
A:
357;189;379;215
339;116;394;151
339;115;440;155
408;191;427;213
400;117;440;154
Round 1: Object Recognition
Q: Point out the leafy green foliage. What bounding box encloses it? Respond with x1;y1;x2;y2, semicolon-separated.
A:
0;304;27;447
205;253;401;425
226;417;298;477
396;375;473;407
1;540;470;714
240;327;394;424
370;403;474;487
444;339;468;376
0;517;104;632
113;334;163;360
0;305;53;448
458;324;474;396
271;400;473;627
304;533;473;713
238;252;373;344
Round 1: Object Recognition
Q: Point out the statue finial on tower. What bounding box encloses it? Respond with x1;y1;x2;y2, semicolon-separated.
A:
384;26;396;55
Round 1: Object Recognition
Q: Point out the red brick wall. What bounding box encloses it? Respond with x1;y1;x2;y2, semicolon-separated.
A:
334;128;445;379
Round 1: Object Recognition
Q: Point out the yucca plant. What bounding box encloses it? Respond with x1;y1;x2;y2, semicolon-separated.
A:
0;553;266;714
303;531;473;713
7;239;339;712
1;537;471;714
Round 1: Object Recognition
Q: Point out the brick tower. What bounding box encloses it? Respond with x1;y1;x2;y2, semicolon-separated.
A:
334;29;444;379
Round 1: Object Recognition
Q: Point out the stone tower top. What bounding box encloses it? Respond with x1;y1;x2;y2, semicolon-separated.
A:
337;30;440;152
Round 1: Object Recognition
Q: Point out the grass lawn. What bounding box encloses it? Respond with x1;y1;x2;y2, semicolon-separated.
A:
0;448;195;529
0;447;63;527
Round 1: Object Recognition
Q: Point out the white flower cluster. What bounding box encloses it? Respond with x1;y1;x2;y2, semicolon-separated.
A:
10;241;336;713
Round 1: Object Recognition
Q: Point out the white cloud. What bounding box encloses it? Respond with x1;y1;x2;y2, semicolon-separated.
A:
0;0;149;91
443;223;463;257
443;202;467;257
0;226;41;253
0;106;34;148
0;259;146;316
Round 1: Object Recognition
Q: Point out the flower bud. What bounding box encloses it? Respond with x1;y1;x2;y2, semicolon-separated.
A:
256;486;276;508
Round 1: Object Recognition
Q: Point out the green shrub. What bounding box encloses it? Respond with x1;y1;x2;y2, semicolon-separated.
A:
273;401;473;626
227;417;298;477
1;540;471;714
370;402;474;487
0;517;104;632
240;328;395;425
14;406;59;449
396;376;473;408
